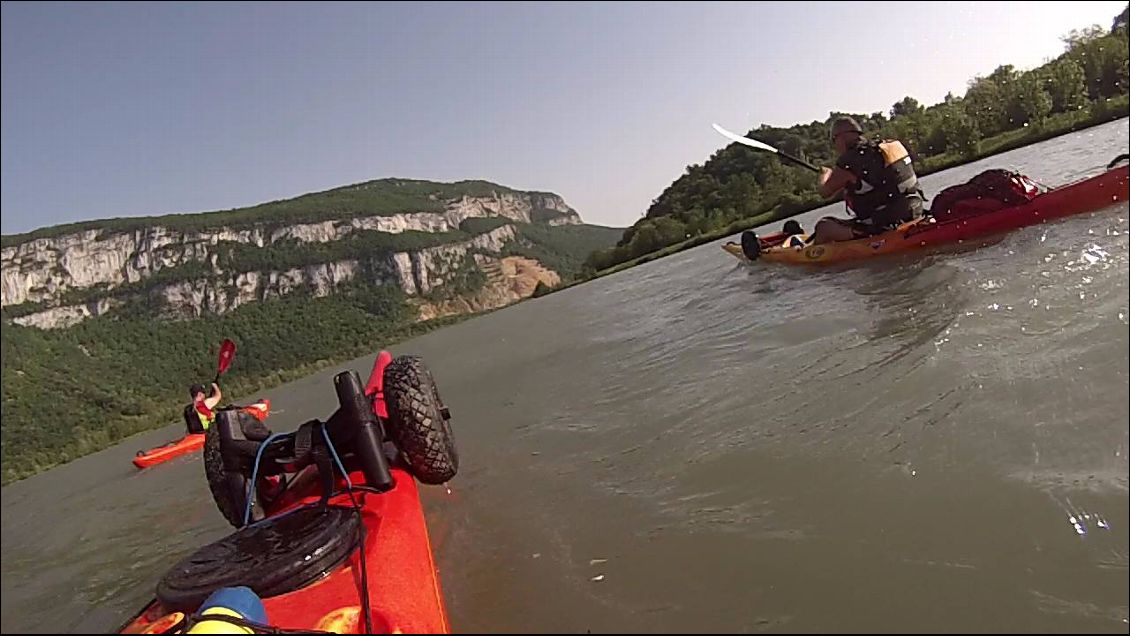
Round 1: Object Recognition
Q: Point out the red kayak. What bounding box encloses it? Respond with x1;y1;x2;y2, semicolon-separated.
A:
121;467;448;633
132;402;270;470
120;353;457;634
132;434;206;470
724;161;1129;265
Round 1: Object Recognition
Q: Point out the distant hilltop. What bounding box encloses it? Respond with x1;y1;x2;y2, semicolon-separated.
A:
2;178;619;328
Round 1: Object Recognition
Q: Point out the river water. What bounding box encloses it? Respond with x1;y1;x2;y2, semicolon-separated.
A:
2;118;1128;633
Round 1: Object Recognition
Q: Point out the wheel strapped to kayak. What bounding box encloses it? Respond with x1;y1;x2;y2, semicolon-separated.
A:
157;506;362;612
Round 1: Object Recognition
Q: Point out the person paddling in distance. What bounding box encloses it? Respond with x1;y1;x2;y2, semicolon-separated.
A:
810;116;925;243
184;382;222;434
183;338;236;434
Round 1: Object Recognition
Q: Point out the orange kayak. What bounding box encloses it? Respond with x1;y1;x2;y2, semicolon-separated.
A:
724;163;1129;265
132;401;270;470
132;434;206;469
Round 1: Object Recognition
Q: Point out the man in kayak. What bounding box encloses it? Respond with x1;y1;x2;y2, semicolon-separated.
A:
184;382;222;434
780;220;807;248
810;116;925;243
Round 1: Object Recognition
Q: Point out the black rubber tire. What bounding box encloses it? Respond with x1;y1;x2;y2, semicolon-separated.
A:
203;424;249;528
156;505;360;611
384;355;459;484
741;230;761;260
203;414;275;529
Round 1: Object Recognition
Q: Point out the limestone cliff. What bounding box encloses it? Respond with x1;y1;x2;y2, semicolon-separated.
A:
1;181;594;328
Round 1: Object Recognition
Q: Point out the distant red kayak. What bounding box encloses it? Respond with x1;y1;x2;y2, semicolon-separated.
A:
132;401;270;470
132;434;206;469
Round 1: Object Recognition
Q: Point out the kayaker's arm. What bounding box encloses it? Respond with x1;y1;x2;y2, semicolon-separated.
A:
818;166;855;199
204;383;222;410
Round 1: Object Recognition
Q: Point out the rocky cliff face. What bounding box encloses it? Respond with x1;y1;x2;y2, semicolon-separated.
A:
2;192;579;306
415;256;561;321
10;298;123;329
3;188;583;328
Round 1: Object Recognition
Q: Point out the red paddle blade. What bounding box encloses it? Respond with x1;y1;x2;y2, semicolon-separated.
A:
217;339;236;375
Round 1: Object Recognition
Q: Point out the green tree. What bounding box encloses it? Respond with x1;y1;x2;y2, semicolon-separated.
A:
1089;30;1130;97
1063;25;1129;99
1045;58;1088;112
988;64;1018;82
1062;25;1108;50
1007;72;1053;126
963;76;1008;136
942;108;981;157
890;96;924;119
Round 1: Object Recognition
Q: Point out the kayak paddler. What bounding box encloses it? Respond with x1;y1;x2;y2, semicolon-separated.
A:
810;116;926;244
184;382;222;434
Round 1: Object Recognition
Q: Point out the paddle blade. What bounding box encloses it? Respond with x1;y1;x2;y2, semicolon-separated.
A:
217;339;236;375
712;123;779;153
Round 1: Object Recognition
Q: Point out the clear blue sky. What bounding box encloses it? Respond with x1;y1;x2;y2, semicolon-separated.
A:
2;1;1126;233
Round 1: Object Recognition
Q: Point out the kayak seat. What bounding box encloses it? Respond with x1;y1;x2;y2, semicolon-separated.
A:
216;409;292;475
215;371;394;483
156;504;360;612
206;372;397;529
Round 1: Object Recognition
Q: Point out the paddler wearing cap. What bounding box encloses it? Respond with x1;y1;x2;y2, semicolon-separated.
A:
184;381;222;434
810;116;926;244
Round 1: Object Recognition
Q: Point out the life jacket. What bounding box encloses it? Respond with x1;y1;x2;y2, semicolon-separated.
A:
184;400;214;434
838;139;923;225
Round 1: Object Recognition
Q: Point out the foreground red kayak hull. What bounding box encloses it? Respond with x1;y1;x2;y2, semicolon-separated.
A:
119;466;449;634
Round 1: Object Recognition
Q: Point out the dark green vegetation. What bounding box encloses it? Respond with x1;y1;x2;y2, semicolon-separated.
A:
1;282;453;483
586;13;1130;272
